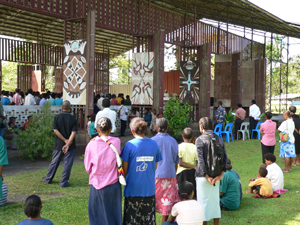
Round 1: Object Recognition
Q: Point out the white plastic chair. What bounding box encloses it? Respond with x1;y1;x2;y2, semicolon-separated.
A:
237;122;250;141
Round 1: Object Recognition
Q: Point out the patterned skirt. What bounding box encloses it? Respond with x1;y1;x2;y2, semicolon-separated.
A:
123;195;156;225
155;177;180;216
280;141;296;158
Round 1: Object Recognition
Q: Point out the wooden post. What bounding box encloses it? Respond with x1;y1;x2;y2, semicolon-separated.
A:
86;10;96;119
0;60;2;93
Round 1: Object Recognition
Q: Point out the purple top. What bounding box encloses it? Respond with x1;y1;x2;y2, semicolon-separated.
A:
152;133;179;178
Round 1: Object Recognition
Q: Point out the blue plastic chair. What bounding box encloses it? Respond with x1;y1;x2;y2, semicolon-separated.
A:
214;123;223;138
251;122;264;140
220;122;234;142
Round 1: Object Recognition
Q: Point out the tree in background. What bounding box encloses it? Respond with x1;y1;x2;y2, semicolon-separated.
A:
109;54;132;85
2;62;18;91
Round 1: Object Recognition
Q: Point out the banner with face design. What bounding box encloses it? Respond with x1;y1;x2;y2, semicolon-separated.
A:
131;52;154;105
63;40;87;105
179;60;200;104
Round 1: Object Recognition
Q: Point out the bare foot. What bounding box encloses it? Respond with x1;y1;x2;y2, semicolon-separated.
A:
245;190;252;193
296;186;300;188
292;163;297;166
288;168;293;171
296;163;300;165
282;169;289;173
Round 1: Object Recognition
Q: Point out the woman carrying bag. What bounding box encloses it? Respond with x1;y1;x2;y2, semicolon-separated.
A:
278;111;296;173
84;117;123;225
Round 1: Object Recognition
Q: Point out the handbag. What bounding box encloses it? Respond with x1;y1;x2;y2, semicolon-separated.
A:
100;136;126;186
279;121;289;143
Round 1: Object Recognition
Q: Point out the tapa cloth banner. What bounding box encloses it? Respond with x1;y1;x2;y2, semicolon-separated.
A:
63;40;87;105
131;52;154;105
179;60;200;104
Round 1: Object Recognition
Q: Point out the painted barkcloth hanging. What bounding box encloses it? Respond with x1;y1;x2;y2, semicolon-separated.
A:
131;52;154;105
63;40;87;105
179;61;200;104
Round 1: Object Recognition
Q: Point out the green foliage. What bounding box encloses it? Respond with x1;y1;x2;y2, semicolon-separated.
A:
164;95;193;137
16;102;55;160
109;54;132;85
2;62;18;91
259;113;266;121
223;108;236;129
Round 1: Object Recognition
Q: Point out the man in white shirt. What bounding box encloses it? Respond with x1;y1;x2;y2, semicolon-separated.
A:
24;89;36;105
95;99;117;136
97;93;105;110
265;153;284;191
118;100;129;137
249;99;261;139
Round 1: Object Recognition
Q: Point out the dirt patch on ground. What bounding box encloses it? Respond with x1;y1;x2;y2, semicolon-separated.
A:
7;192;65;205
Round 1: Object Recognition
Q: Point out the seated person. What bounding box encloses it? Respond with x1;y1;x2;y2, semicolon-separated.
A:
17;195;53;225
163;181;203;225
1;91;11;105
9;117;18;129
219;159;241;211
23;116;32;131
54;93;63;106
89;114;98;138
248;163;267;183
0;177;8;207
248;167;273;197
49;93;56;105
4;122;18;150
264;153;284;191
176;128;197;198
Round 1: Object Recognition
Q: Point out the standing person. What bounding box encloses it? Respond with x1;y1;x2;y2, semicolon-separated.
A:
215;101;225;125
144;108;152;126
150;109;157;135
93;98;100;115
249;100;261;139
234;103;246;140
176;128;197;197
13;88;23;105
84;117;122;225
95;99;117;136
1;91;10;105
117;100;128;137
97;93;105;110
152;118;179;223
289;106;300;166
0;102;6;138
121;118;162;225
195;117;227;225
278;111;296;173
17;195;53;225
219;159;241;211
24;89;36;105
110;94;119;106
89;114;98;138
0;136;8;205
42;100;78;187
124;95;131;105
260;112;277;163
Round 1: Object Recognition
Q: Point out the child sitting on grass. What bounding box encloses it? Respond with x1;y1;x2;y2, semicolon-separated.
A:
176;128;197;198
18;195;53;225
247;167;273;197
264;153;284;191
163;181;203;225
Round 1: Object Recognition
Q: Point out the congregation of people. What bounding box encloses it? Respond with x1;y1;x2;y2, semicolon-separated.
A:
1;94;300;225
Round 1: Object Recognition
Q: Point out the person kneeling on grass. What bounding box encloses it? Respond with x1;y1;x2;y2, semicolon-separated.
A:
163;181;203;225
18;195;53;225
264;153;284;191
247;167;273;197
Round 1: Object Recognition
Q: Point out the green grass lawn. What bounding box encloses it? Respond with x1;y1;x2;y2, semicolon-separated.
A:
1;138;300;224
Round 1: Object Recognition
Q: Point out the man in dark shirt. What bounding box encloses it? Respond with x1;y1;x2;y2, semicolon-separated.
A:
42;100;78;188
124;95;131;105
290;106;300;166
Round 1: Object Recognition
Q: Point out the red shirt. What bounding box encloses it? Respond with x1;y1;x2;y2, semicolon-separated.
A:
110;98;119;105
23;121;30;130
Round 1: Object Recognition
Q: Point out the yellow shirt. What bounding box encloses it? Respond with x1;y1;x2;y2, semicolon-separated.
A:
176;142;197;174
249;177;273;196
116;97;123;105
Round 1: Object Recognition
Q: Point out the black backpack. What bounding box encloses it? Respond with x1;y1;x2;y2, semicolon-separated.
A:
201;134;225;178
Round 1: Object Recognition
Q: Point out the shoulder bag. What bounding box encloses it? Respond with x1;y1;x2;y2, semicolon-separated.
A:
100;136;126;186
279;121;289;143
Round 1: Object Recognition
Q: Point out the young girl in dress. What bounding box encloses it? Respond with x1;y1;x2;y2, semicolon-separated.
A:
18;195;53;225
152;118;180;223
163;181;203;225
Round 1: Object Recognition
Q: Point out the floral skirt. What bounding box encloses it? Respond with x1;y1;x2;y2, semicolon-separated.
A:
280;141;296;158
155;177;180;215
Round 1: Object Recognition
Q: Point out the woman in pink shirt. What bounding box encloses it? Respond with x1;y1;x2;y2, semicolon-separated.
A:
84;117;122;225
260;112;277;163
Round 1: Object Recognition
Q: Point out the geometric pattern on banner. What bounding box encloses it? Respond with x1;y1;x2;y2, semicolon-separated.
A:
131;52;154;105
63;40;87;105
179;60;200;104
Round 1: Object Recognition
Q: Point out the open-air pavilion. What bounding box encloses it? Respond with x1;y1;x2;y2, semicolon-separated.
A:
0;0;300;131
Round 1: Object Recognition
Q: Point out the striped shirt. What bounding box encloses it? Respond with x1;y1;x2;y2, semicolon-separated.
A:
13;93;22;105
0;184;8;206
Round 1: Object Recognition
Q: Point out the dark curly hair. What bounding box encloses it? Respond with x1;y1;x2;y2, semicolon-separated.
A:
178;181;194;200
130;117;147;135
